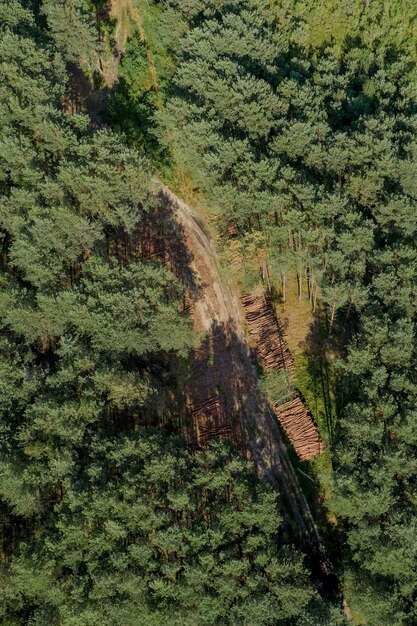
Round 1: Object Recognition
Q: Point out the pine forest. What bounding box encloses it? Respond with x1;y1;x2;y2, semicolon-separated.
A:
0;1;416;625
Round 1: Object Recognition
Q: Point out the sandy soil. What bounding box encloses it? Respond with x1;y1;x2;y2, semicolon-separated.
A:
158;182;244;334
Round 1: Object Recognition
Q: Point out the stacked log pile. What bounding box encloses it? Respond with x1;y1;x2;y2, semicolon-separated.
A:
241;293;294;372
190;396;231;446
199;423;232;444
242;292;325;461
274;398;325;461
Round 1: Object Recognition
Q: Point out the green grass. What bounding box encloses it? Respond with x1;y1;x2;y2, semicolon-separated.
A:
294;352;334;494
135;0;183;83
259;368;293;408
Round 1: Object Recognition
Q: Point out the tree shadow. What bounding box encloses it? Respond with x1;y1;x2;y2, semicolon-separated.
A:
180;320;254;454
178;317;332;559
62;62;112;126
106;191;202;303
102;192;203;437
299;311;336;447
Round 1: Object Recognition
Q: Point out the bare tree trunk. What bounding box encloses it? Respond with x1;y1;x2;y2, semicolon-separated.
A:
329;302;336;333
297;270;302;301
281;272;286;303
307;267;311;301
265;261;272;293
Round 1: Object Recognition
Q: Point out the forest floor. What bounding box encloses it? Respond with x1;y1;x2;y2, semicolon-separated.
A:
103;0;145;87
277;273;314;358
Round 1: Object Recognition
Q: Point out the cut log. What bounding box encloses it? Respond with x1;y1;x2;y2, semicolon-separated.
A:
275;398;325;462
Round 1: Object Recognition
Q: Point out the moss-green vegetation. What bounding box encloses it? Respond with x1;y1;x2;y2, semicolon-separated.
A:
272;0;417;59
106;0;186;162
151;2;417;624
2;0;417;624
259;368;293;408
2;431;326;625
107;35;163;153
0;2;346;624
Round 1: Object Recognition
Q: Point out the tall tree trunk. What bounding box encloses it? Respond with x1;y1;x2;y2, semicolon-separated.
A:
297;270;302;301
329;302;336;333
265;261;272;292
307;267;311;301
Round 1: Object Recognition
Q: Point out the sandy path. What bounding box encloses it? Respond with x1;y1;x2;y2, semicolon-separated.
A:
157;182;243;333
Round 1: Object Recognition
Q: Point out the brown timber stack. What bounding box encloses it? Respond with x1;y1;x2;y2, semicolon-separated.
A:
241;293;294;372
242;292;325;461
274;398;325;461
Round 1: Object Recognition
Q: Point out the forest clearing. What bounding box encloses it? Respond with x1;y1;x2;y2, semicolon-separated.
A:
151;183;331;580
241;292;325;461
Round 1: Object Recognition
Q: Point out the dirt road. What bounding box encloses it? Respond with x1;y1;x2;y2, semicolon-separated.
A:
157;182;243;333
156;180;330;568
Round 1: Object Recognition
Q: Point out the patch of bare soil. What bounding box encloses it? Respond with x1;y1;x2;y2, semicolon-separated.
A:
158;183;244;334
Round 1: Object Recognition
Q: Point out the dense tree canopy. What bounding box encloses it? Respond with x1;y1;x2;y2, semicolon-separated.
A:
151;1;417;623
2;435;332;626
2;0;416;624
0;0;193;516
0;2;347;625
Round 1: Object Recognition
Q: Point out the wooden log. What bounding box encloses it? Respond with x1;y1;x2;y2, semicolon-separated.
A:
274;398;325;461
